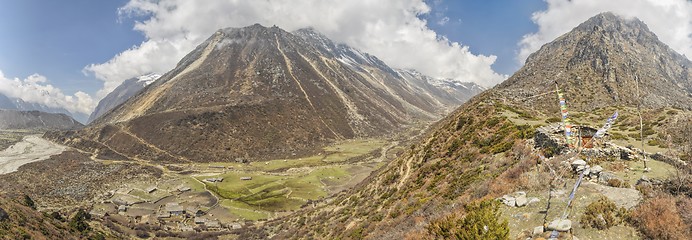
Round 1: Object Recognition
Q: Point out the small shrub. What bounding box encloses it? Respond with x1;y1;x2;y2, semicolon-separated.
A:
69;209;91;233
23;195;35;210
610;132;627;140
135;230;150;238
50;212;64;221
427;199;509;239
607;178;631;188
580;197;628;230
608;162;627;172
545;117;561;123
628;133;641;141
490;142;514;154
89;233;106;240
630;196;689;240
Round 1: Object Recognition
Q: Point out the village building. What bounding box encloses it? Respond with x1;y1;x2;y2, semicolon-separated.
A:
186;206;204;217
204;177;224;183
139;214;154;224
145;186;157;193
165;202;185;216
179;224;195;232
117;205;128;213
112;198;128;206
156;212;171;219
206;220;221;229
230;223;242;229
89;209;109;218
194;217;207;225
572;125;600;148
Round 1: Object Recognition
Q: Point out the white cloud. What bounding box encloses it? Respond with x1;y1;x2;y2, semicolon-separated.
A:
0;70;96;115
519;0;692;64
84;0;506;94
437;16;450;26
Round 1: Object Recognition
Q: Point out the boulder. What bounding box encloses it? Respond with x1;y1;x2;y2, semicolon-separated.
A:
515;195;528;207
583;167;591;176
591;165;603;174
598;171;618;184
501;195;516;207
547;219;572;232
571;159;587;169
533;226;544;235
575;165;585;172
640;175;650;182
527;197;540;205
637;175;652;187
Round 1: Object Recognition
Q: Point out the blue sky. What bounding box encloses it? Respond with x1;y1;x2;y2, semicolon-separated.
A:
0;0;545;98
0;0;689;116
0;0;143;95
423;0;545;75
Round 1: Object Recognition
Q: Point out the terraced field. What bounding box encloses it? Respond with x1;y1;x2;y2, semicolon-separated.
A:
99;139;394;222
195;139;389;220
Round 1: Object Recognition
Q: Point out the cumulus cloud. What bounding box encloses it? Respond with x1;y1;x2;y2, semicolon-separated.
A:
518;0;692;64
84;0;506;95
0;70;96;115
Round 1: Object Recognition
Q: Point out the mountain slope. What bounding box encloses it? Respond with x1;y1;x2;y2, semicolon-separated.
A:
0;109;83;130
496;12;691;112
50;24;479;163
87;73;161;123
0;194;80;239
249;12;692;239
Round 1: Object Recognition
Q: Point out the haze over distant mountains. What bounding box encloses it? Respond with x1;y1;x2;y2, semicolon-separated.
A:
0;109;83;130
0;93;88;124
50;24;483;163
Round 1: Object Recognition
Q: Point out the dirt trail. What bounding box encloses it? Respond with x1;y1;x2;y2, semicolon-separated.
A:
0;134;66;174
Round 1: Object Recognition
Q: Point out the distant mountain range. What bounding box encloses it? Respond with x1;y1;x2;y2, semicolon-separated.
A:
0;109;83;130
0;93;88;123
50;24;483;162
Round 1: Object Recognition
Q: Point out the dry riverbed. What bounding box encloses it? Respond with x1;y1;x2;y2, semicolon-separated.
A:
0;134;66;174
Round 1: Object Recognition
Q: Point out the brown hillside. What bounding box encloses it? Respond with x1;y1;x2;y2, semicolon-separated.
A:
48;24;480;163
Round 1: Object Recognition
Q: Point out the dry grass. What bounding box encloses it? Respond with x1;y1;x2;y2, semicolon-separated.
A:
629;196;690;240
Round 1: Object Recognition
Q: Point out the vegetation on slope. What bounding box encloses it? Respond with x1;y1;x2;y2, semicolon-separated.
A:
244;93;538;239
0;194;93;239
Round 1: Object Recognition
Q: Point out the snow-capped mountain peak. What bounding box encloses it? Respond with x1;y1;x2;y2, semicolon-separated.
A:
136;73;162;85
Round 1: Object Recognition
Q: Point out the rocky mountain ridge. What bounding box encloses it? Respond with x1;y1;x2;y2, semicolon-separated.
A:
496;12;691;112
87;73;161;123
50;24;481;163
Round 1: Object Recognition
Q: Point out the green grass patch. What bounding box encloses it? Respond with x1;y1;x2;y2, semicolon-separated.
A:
203;172;284;199
204;166;354;213
219;200;271;221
